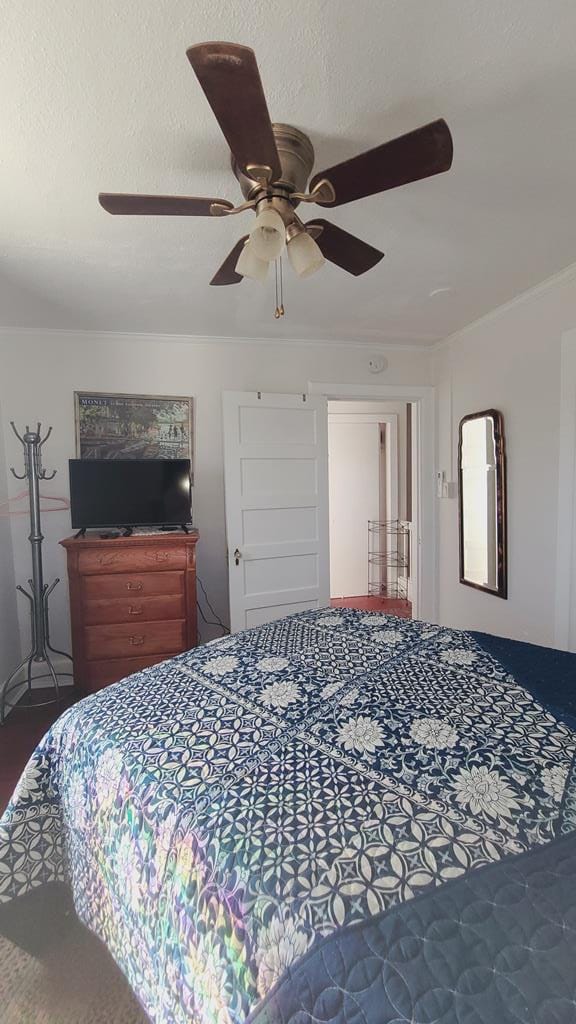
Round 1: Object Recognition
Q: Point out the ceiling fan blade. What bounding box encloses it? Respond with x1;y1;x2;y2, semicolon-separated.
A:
309;118;453;208
306;220;384;276
98;194;234;216
187;42;281;183
210;236;248;285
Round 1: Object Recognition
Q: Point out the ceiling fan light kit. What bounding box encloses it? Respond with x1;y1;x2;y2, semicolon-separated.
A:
249;202;286;261
98;41;453;318
287;228;325;278
235;239;269;283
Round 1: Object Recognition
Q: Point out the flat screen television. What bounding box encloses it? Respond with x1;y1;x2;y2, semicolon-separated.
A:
69;459;192;529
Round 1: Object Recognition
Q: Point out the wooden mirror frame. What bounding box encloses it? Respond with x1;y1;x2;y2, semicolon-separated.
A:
458;409;507;599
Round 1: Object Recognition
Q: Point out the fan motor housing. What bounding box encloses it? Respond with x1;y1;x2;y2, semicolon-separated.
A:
231;124;315;205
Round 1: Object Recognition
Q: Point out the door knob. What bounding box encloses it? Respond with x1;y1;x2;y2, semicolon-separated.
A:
234;548;242;566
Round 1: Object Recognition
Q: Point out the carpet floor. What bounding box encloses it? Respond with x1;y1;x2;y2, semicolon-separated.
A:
0;923;148;1024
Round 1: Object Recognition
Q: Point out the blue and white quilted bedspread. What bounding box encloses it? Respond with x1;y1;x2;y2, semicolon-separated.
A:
1;610;576;1023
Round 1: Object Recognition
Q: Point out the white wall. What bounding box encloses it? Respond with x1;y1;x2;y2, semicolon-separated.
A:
0;331;432;650
328;418;381;597
555;329;576;651
0;383;21;682
434;267;576;646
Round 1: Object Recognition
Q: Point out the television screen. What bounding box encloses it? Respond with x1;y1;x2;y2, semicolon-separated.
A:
69;459;192;529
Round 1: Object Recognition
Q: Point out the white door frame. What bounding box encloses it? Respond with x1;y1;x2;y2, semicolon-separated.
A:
555;329;576;650
309;382;437;622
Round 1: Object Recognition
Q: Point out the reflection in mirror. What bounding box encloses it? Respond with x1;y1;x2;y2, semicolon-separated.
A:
458;410;507;598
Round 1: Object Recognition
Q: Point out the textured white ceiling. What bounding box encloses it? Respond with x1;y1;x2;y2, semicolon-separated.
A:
2;0;576;345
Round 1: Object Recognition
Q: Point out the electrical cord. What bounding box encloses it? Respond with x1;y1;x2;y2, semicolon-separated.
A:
196;575;230;635
196;601;224;632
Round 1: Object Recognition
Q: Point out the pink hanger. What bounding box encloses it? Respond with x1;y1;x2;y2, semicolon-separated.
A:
0;489;70;516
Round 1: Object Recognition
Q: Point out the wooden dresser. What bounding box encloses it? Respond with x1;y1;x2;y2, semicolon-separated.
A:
61;531;199;695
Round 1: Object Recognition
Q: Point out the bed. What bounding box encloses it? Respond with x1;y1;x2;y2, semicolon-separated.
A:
1;608;576;1023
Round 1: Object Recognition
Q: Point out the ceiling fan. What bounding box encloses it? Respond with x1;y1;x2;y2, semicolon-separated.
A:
99;42;453;316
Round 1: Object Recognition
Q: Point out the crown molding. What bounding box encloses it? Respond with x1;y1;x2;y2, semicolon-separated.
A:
433;259;576;352
0;325;436;353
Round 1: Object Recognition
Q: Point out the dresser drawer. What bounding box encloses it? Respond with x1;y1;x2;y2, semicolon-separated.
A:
82;652;180;693
83;594;185;626
84;620;186;661
83;571;184;601
78;545;186;575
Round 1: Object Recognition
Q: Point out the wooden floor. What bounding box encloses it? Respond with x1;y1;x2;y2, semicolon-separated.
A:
331;595;412;618
0;691;76;815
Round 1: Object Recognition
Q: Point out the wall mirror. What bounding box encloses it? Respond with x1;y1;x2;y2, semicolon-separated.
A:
458;409;507;599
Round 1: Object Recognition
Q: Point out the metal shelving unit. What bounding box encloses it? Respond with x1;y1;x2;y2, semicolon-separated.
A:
368;519;410;600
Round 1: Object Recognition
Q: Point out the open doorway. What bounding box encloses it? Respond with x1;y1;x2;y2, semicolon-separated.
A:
327;400;415;619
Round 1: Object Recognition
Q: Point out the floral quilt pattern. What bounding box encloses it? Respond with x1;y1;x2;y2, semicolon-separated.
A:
1;609;575;1024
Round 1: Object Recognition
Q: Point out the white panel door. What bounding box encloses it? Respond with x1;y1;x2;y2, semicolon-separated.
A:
223;391;330;633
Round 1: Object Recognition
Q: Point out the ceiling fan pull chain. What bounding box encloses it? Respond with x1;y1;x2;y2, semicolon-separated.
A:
274;258;281;319
279;255;285;316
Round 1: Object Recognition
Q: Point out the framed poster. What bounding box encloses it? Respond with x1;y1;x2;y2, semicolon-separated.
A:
74;392;193;471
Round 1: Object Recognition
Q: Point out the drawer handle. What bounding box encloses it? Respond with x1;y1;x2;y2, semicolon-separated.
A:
128;635;145;646
128;605;143;616
126;581;143;592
